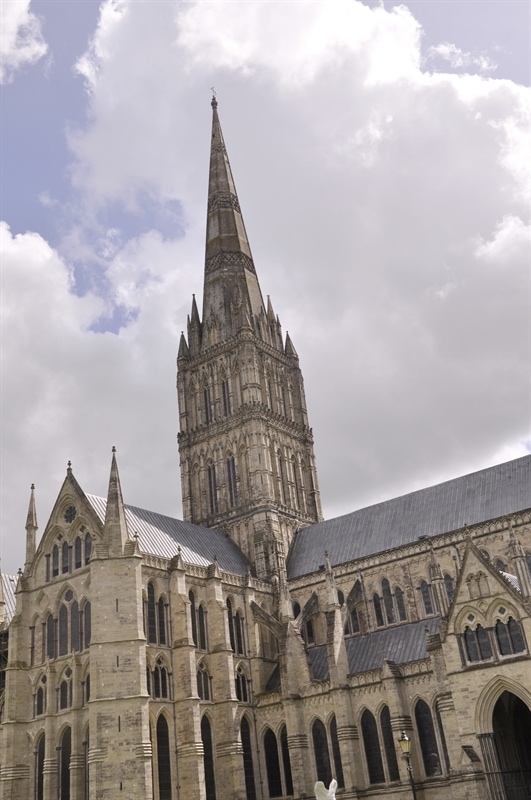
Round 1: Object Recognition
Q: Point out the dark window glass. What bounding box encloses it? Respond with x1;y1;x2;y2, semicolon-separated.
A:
222;380;231;416
278;453;286;505
264;728;283;798
495;620;512;656
208;464;218;514
305;618;315;644
464;627;480;661
201;716;217;800
45;554;50;582
203;388;212;425
444;574;455;603
349;608;360;634
380;706;399;781
235;612;244;655
83;603;91;648
227;457;238;507
435;704;450;772
395;587;407;621
71;602;79;652
46;615;55;660
280;725;294;796
146;667;151;697
241;716;257;800
495;559;507;572
60;680;69;709
508;617;525;653
84;534;92;564
30;626;35;666
52;545;59;577
158;598;167;646
198;606;207;650
292;457;301;510
36;734;45;800
62;542;70;574
36;686;45;716
236;667;248;702
227;599;235;651
74;537;82;569
415;700;441;777
189;591;197;646
382;579;395;624
420;581;434;615
477;625;493;660
330;715;345;788
154;666;161;698
157;715;172;800
197;665;210;700
147;583;157;644
361;709;385;784
373;595;384;628
60;726;71;800
85;674;90;703
312;719;332;786
59;605;68;656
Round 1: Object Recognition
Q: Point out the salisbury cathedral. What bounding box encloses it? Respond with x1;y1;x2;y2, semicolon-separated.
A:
0;98;530;800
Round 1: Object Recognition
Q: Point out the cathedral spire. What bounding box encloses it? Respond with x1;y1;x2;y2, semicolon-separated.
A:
104;447;129;556
24;483;38;572
201;97;266;345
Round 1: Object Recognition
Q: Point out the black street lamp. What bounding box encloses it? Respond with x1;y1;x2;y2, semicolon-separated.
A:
398;730;418;800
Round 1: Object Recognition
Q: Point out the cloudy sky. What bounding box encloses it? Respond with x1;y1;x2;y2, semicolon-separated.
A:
1;0;529;575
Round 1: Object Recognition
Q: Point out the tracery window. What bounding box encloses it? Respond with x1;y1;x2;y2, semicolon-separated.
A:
463;624;493;662
197;662;211;700
59;668;73;710
419;580;435;615
495;617;526;656
153;659;169;699
235;665;248;702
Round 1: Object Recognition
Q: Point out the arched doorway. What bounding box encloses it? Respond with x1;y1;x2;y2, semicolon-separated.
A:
491;691;531;800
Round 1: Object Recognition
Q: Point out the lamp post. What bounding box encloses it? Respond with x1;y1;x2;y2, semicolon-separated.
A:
398;730;418;800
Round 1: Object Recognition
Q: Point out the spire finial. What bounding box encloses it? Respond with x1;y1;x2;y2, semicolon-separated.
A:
211;88;217;109
112;445;116;454
67;460;72;472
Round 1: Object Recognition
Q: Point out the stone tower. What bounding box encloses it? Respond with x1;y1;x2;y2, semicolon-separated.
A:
177;97;322;579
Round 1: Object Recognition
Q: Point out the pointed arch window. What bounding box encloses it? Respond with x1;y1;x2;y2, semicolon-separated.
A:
264;728;283;798
52;545;59;578
241;716;256;800
84;534;92;564
198;605;208;650
156;714;172;800
444;574;455;603
361;709;385;784
234;610;245;655
280;725;294;796
35;675;46;717
415;699;442;777
71;601;80;652
395;587;407;621
154;659;169;699
221;379;231;416
46;613;56;660
74;537;82;569
62;541;70;574
197;662;211;701
147;583;157;644
235;665;248;702
59;670;72;710
59;604;69;656
207;463;218;514
227;599;235;651
463;624;492;662
201;716;217;800
373;594;385;628
59;726;72;800
35;733;45;800
381;579;395;624
189;591;198;646
227;456;238;507
420;580;434;615
495;618;526;656
312;719;332;787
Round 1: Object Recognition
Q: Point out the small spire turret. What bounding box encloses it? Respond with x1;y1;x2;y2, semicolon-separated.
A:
104;447;130;557
24;483;38;573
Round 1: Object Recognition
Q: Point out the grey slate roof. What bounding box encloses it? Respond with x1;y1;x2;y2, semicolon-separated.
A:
288;456;530;579
86;496;250;575
308;617;440;681
1;574;17;623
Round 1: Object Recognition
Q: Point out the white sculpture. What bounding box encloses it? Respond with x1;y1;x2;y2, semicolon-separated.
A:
314;778;337;800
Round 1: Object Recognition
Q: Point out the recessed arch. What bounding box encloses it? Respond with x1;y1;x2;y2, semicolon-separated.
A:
475;675;531;733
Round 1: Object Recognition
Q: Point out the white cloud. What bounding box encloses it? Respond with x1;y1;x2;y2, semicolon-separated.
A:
427;42;497;74
1;0;530;572
0;0;47;83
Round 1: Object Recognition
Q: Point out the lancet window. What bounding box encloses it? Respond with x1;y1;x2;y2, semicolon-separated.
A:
59;668;73;710
227;455;238;507
153;658;170;699
201;716;217;800
415;700;442;777
197;662;211;700
495;617;526;656
235;665;249;702
146;583;168;646
35;733;45;800
264;727;292;799
241;716;257;800
156;714;172;800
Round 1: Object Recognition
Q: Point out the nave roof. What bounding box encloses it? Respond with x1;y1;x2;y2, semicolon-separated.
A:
288;455;530;579
86;495;250;575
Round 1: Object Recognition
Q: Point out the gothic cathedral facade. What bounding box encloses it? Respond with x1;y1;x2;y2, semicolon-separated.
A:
0;99;530;800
